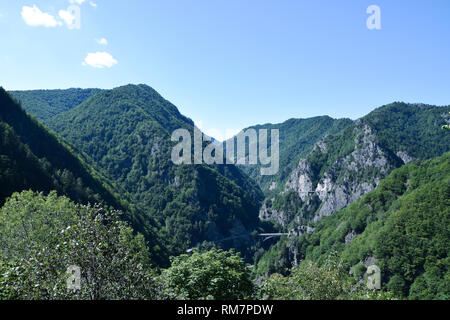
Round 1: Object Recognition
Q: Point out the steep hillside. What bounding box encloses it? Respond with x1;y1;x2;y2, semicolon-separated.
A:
261;102;450;228
9;88;101;121
364;102;450;159
0;87;119;207
257;102;450;276
235;116;353;193
46;84;265;259
260;153;449;299
0;87;169;265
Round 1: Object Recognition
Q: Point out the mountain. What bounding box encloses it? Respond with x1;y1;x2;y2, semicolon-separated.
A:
10;88;102;121
260;152;450;299
256;102;450;276
260;102;450;227
42;84;265;261
234;116;353;193
0;87;170;265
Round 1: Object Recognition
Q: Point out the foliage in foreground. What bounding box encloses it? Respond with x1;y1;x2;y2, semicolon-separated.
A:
260;255;356;300
0;191;156;300
258;255;398;300
159;248;254;300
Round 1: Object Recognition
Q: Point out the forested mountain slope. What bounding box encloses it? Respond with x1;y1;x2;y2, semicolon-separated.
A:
259;152;450;299
235;116;353;193
257;102;450;276
0;87;121;207
45;84;265;260
9;88;101;121
261;102;450;228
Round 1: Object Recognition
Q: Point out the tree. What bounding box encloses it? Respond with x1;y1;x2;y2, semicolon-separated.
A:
0;190;157;300
159;248;253;299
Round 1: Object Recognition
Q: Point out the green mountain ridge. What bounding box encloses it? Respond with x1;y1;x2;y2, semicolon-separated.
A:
0;87;118;207
10;88;102;121
0;87;170;265
261;102;449;227
234;116;353;193
33;84;266;262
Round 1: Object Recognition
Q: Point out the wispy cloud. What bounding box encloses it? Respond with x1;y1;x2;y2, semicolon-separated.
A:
89;1;98;8
82;52;118;68
96;38;108;45
69;0;86;4
21;5;62;27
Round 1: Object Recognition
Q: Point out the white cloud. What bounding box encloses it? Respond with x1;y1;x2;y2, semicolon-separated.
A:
96;38;108;45
21;5;62;27
69;0;85;4
89;1;98;8
82;52;118;68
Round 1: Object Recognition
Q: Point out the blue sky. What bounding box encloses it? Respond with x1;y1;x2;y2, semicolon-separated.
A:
1;0;450;140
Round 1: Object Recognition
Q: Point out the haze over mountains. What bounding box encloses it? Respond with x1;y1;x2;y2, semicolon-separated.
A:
3;84;450;298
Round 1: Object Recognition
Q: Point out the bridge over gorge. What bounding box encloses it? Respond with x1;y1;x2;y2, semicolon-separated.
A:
186;232;290;253
185;191;319;253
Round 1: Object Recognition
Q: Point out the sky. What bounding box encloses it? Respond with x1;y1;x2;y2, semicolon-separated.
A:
1;0;450;140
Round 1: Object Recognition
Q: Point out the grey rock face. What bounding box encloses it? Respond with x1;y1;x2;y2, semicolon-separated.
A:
284;159;314;201
283;121;393;224
316;140;327;152
151;141;161;156
396;151;413;164
363;256;379;267
172;175;180;187
259;202;286;227
289;225;315;237
345;230;358;244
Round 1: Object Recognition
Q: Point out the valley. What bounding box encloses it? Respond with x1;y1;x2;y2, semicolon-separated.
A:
1;85;449;300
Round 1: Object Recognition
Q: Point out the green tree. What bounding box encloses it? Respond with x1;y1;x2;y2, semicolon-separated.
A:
159;248;253;299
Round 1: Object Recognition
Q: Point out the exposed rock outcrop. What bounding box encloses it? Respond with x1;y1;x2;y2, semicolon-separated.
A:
345;230;358;244
259;202;286;227
284;121;393;223
396;151;413;164
284;159;314;201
